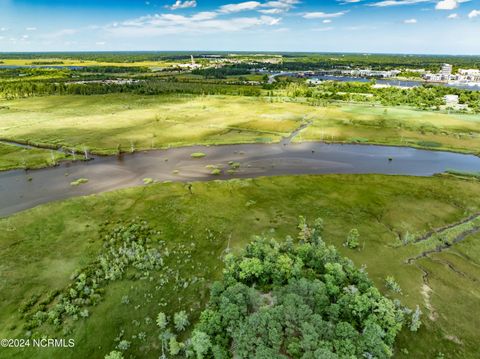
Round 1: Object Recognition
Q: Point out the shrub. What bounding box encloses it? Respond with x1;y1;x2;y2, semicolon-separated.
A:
174;310;190;332
409;305;422;332
345;228;360;249
385;276;402;294
116;340;130;351
156;312;168;330
105;350;124;359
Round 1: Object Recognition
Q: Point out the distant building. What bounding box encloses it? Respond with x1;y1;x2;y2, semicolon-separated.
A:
458;69;480;82
423;73;442;82
441;63;453;80
444;94;459;106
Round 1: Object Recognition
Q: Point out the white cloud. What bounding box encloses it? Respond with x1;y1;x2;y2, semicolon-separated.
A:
191;12;218;21
303;11;347;19
102;0;299;37
26;27;37;31
262;0;299;13
95;41;106;45
437;0;470;10
258;8;283;14
468;9;480;18
369;0;429;7
219;1;261;13
0;27;7;32
404;18;418;23
447;13;459;18
106;12;281;37
323;19;332;23
167;0;197;10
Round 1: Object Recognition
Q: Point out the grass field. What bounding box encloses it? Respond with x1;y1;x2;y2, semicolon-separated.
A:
0;58;175;68
1;95;479;169
295;103;480;155
0;94;305;157
0;142;70;171
0;174;479;358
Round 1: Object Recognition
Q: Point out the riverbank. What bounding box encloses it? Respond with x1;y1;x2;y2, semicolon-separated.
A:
0;142;71;172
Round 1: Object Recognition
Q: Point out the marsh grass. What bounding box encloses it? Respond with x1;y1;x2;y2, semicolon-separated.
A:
70;178;88;186
190;152;206;159
1;175;480;358
1;95;480;171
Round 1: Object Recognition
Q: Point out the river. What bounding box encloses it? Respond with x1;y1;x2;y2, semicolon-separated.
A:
1;141;480;217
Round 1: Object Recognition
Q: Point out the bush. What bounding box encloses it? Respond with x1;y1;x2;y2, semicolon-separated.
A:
174;310;190;332
105;350;124;359
385;276;402;294
156;312;168;330
345;228;360;249
116;340;130;351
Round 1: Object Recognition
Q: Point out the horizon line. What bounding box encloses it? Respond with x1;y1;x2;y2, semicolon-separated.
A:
2;50;480;57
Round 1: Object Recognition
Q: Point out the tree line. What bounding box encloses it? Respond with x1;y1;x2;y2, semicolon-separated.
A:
0;79;262;99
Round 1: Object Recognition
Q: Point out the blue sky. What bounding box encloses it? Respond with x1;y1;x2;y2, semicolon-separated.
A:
0;0;479;54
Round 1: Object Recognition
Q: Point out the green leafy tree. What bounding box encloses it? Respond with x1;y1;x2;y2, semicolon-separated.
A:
174;310;190;332
409;305;422;332
104;351;123;359
191;330;211;359
156;312;168;330
169;335;183;356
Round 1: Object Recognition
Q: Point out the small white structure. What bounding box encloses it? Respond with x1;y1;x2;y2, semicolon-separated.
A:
444;94;459;106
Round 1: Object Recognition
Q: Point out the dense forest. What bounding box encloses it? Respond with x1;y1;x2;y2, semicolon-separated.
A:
0;79;262;98
192;66;251;79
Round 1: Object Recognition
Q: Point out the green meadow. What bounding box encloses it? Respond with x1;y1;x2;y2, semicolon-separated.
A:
0;142;70;171
0;174;479;358
0;94;479;171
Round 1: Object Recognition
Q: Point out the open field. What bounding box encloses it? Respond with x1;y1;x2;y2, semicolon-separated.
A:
0;58;175;68
295;103;480;154
0;94;480;171
0;174;479;358
0;94;304;155
0;94;480;154
0;142;70;171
